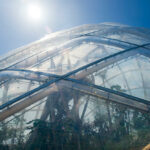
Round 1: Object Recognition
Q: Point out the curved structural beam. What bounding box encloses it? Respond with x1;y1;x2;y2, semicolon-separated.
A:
0;36;129;70
0;78;149;121
0;43;150;86
1;43;150;121
0;42;149;81
0;44;150;109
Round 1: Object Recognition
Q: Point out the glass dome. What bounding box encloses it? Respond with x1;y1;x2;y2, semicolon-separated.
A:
0;23;150;150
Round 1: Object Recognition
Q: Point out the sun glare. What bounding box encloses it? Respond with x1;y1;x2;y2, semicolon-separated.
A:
27;3;43;21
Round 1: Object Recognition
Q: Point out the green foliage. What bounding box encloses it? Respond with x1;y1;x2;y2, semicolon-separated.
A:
0;117;25;150
1;85;150;150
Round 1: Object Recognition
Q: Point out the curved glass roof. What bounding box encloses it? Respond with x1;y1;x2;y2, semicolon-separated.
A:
0;22;150;122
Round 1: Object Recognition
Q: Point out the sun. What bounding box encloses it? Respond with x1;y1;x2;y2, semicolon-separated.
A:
27;3;43;21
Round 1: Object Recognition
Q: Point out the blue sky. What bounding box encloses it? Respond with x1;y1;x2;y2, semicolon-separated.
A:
0;0;150;55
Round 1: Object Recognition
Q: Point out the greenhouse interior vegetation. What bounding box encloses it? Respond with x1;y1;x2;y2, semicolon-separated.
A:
0;23;150;150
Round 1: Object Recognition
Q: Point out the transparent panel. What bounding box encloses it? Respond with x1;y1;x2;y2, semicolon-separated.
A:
0;23;150;150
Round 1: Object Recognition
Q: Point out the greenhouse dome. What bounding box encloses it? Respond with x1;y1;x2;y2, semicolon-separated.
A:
0;23;150;149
